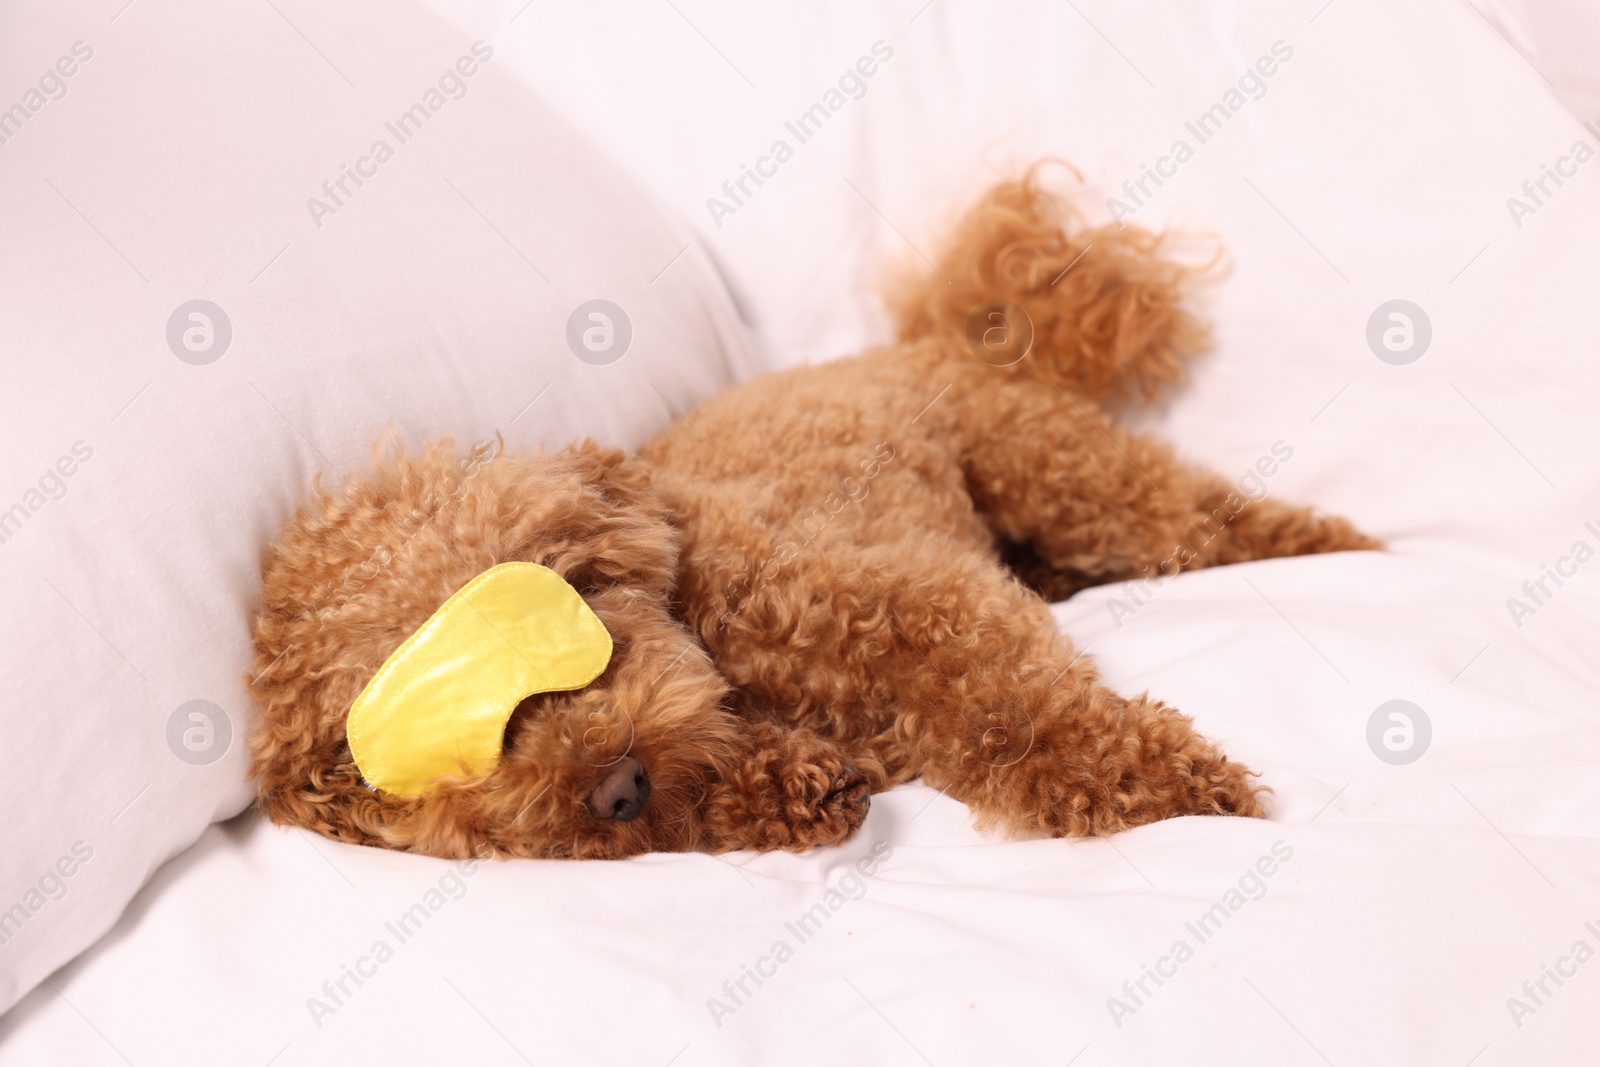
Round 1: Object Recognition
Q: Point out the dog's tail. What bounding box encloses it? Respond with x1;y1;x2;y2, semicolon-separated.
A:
885;161;1212;406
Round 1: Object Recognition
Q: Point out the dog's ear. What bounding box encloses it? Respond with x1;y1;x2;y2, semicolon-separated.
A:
254;436;679;636
503;440;680;599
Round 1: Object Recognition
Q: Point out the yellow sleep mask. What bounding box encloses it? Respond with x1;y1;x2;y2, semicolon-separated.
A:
346;562;613;796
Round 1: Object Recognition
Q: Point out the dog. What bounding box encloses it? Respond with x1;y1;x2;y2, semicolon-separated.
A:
248;165;1379;859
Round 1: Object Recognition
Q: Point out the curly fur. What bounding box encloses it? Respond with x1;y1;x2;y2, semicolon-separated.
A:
249;164;1380;859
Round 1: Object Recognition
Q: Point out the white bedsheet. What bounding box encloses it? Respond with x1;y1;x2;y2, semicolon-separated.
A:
6;0;1600;1063
4;555;1599;1065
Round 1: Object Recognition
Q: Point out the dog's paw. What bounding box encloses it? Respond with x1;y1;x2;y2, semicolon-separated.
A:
1302;515;1384;555
779;760;871;849
706;753;871;853
701;724;877;853
1183;752;1270;820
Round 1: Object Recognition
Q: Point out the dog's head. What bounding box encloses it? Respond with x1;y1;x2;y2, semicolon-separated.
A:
248;438;736;859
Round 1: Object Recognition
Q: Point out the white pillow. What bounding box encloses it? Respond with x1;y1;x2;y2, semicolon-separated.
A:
0;0;759;1014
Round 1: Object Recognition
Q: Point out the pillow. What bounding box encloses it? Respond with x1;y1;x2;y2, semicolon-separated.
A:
0;0;760;1014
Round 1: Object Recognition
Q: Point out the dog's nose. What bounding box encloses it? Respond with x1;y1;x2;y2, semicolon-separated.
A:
589;757;650;821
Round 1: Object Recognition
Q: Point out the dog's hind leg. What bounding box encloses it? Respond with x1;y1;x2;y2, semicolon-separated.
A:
947;372;1380;589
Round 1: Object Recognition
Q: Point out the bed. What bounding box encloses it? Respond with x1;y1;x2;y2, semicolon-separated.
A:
3;0;1598;1063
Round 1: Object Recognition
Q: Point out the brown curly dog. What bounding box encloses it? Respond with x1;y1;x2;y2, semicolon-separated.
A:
248;165;1379;860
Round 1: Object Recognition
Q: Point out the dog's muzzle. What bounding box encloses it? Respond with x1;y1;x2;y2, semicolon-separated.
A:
589;757;651;821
